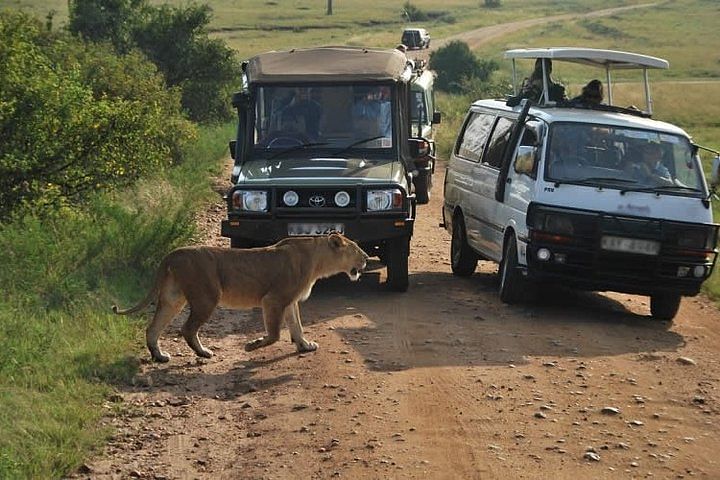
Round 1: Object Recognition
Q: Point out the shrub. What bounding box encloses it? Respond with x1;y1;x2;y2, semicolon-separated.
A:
0;11;194;219
429;40;499;93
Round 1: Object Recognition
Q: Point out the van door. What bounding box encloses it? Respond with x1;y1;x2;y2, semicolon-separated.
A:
475;116;516;261
446;110;495;252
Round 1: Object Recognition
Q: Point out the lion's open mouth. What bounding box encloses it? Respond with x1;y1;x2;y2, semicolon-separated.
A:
349;267;361;281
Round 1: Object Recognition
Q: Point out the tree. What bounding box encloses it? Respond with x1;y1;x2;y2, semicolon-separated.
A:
429;40;498;93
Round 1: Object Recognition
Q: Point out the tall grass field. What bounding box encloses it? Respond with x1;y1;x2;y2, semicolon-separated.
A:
1;0;719;477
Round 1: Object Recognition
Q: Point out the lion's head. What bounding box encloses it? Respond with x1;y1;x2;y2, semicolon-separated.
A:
327;233;368;281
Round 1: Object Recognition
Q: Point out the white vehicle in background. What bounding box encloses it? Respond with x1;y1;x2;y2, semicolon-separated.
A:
443;47;720;321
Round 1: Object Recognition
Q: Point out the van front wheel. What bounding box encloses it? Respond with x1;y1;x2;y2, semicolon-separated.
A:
650;294;681;322
451;215;478;276
499;236;525;304
414;171;432;204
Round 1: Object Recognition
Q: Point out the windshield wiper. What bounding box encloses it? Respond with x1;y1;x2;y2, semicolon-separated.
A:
552;177;637;188
620;184;704;195
266;142;328;160
331;135;386;157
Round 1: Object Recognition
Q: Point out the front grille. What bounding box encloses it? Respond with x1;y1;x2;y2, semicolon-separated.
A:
276;187;357;209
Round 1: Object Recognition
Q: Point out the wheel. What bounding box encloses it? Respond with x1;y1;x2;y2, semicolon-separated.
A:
650;294;681;321
451;215;477;276
386;236;410;292
413;170;432;204
261;131;309;148
499;236;525;304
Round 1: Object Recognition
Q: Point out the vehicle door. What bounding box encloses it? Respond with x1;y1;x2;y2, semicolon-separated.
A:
501;122;543;266
476;115;516;261
446;109;496;254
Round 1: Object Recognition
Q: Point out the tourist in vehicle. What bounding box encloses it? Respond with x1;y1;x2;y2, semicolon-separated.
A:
280;87;322;139
507;59;566;106
627;141;673;184
570;79;604;105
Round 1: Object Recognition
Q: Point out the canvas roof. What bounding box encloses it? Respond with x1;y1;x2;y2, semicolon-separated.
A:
504;47;669;70
246;46;410;84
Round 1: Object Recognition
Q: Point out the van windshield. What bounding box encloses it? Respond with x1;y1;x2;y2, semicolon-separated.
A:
252;85;394;153
545;123;705;196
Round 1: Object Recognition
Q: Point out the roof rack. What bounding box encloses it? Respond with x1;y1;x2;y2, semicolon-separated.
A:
504;47;669;115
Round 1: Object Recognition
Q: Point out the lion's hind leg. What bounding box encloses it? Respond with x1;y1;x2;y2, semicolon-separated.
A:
181;299;218;359
146;295;186;363
245;297;287;352
287;302;318;353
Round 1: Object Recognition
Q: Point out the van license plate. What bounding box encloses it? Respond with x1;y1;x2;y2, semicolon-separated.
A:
288;223;344;236
601;236;660;256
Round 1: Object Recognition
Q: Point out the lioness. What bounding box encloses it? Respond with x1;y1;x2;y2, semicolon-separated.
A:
112;233;368;362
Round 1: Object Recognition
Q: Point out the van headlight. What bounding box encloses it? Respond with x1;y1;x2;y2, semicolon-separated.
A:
334;191;351;207
678;229;712;249
366;189;403;211
232;190;268;212
544;214;574;236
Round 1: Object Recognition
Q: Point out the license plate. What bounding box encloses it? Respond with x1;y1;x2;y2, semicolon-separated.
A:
601;236;660;256
288;223;345;236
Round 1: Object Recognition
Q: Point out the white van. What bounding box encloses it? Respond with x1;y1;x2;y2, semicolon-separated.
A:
443;48;720;321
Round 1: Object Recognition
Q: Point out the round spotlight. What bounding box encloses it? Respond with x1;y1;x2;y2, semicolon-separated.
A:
693;265;707;278
537;248;551;262
335;190;351;207
283;190;299;207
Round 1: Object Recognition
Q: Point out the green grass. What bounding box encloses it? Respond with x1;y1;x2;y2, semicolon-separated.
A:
0;121;234;479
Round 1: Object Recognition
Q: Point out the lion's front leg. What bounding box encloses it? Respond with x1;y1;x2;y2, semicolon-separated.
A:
287;302;318;353
245;298;284;352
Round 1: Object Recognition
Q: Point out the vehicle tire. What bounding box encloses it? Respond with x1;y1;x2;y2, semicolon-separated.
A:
499;236;525;304
386;236;410;292
414;171;432;205
650;294;681;321
451;215;478;277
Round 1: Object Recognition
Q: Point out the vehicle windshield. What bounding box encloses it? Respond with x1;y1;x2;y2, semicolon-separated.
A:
252;85;394;153
544;123;705;195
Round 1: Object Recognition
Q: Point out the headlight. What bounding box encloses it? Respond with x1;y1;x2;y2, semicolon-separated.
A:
366;189;403;211
232;190;268;212
678;229;710;249
283;190;299;207
544;214;574;235
334;190;351;207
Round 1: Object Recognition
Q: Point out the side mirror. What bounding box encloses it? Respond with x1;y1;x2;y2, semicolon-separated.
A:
409;138;431;158
711;155;720;188
232;91;251;109
229;140;237;160
432;111;442;124
514;145;537;176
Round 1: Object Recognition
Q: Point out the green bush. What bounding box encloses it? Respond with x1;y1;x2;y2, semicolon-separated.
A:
0;11;195;219
69;0;238;122
429;40;499;93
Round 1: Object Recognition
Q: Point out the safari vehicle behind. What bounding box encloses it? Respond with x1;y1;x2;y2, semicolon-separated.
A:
410;63;441;203
401;28;430;50
221;46;436;291
443;47;720;321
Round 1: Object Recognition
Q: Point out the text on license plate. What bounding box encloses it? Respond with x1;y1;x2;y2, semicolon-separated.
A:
288;223;345;236
600;235;660;256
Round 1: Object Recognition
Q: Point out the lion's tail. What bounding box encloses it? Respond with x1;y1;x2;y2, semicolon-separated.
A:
111;263;166;315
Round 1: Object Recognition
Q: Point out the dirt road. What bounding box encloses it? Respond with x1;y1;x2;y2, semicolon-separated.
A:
77;159;720;480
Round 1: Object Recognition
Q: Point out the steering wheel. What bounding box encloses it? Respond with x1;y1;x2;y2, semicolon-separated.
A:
262;132;310;149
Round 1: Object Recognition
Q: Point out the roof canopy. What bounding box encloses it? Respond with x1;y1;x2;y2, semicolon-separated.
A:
504;47;669;70
246;47;410;84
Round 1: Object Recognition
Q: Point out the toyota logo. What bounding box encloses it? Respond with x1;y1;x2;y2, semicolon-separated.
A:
309;195;326;207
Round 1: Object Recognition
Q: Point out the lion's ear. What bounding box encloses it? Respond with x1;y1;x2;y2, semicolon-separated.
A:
328;232;345;249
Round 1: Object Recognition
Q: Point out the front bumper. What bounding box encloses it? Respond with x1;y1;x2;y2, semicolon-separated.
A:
524;206;718;297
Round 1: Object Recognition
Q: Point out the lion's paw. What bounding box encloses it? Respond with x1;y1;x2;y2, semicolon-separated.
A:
296;340;318;353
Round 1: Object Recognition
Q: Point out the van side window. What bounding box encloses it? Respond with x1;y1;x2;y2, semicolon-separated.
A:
456;112;495;162
484;117;515;169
